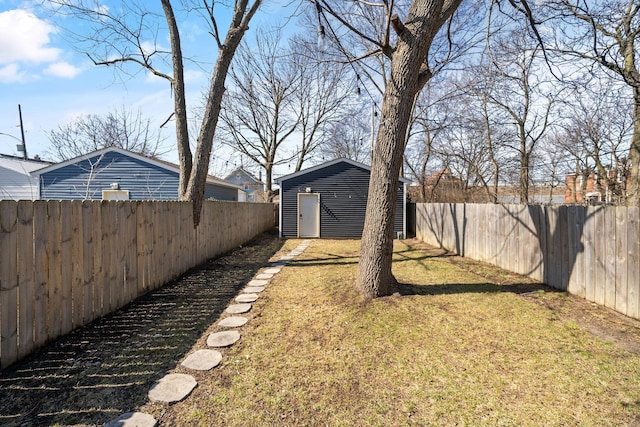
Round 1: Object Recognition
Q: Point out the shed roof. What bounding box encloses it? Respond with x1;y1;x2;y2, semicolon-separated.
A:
276;158;411;184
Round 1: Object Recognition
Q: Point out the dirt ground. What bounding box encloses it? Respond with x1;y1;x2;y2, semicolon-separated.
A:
1;232;639;426
0;230;285;427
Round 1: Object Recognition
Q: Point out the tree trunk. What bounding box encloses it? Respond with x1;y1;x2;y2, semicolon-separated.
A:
182;0;262;226
356;0;462;299
628;86;640;205
160;0;191;198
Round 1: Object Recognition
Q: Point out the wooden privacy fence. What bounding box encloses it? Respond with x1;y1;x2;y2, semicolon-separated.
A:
0;200;276;369
416;203;640;321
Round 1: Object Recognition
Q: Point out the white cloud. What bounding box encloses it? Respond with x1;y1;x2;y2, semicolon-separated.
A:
0;9;61;64
0;64;26;83
44;61;82;78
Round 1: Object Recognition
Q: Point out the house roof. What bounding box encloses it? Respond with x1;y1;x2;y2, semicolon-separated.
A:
0;154;53;175
225;167;264;185
31;147;242;189
275;158;411;184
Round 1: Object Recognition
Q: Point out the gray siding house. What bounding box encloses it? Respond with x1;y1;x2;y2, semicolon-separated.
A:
276;158;408;239
225;167;265;202
0;154;52;200
32;147;244;201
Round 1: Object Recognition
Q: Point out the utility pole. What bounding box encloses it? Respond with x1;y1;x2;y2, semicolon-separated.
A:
18;104;28;160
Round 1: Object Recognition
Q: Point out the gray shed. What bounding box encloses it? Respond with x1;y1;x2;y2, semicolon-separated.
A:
276;158;409;238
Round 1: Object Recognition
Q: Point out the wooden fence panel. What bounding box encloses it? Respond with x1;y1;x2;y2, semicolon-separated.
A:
1;201;18;369
415;203;640;321
1;200;275;369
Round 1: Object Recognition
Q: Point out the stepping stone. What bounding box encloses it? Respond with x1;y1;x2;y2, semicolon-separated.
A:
148;373;197;403
207;330;241;347
248;279;269;287
262;267;281;274
226;303;252;314
218;316;248;328
255;273;274;280
181;349;222;371
243;286;265;293
105;412;157;427
280;255;295;260
236;293;259;303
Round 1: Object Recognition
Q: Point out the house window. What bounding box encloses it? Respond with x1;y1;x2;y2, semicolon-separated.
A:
102;190;130;200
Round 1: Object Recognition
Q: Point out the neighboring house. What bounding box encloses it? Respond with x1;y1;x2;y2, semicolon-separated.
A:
32;147;245;201
0;154;52;200
225;167;265;202
565;170;630;205
276;158;409;239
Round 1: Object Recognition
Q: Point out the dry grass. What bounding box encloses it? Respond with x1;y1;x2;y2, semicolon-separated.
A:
144;239;640;427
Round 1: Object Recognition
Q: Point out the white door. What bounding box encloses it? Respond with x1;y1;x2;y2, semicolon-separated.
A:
298;193;320;238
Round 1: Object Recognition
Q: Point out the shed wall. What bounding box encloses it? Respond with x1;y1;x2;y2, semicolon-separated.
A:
280;161;404;238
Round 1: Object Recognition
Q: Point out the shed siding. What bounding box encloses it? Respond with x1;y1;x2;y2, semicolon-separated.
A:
280;161;404;238
39;151;239;201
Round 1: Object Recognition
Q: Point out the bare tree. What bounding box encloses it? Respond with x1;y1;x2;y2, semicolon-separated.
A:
538;0;640;205
48;0;261;224
219;29;301;202
558;82;633;204
46;106;167;161
289;36;355;172
320;102;372;163
482;28;555;204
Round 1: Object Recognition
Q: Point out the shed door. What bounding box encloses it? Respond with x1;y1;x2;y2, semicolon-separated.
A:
298;193;320;238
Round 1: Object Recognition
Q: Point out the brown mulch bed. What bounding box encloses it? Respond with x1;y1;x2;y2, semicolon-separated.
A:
0;229;284;427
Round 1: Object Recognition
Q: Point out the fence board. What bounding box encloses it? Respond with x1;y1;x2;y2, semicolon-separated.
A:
82;202;94;324
1;201;18;368
572;207;586;298
33;201;49;348
615;207;628;316
125;202;138;303
628;208;640;319
583;207;596;302
604;207;617;308
91;201;104;317
60;201;73;335
17;201;34;358
46;202;62;341
136;201;150;296
70;201;84;329
593;208;606;305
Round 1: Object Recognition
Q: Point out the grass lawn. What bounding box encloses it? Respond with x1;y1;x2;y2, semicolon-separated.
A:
143;239;640;426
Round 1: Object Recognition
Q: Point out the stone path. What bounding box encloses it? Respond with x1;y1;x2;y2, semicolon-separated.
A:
104;240;312;426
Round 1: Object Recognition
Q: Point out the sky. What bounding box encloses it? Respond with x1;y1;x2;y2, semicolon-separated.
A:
0;0;301;177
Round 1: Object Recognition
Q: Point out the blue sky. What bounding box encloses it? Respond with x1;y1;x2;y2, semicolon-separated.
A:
0;0;299;175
